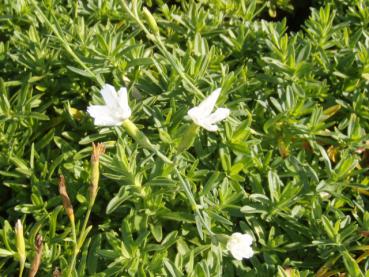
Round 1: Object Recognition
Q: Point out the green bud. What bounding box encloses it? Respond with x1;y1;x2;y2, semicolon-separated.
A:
122;119;172;164
143;7;160;35
122;119;156;150
89;143;105;207
15;219;26;276
177;123;199;154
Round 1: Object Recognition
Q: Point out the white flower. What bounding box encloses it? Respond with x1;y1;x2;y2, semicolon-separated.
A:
187;88;230;132
227;232;254;260
87;84;131;126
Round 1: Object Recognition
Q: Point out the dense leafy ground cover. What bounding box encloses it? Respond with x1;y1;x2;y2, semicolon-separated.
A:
2;0;369;276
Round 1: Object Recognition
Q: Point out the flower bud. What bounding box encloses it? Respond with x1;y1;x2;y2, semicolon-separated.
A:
58;175;74;223
177;123;199;154
122;119;172;164
89;143;105;207
143;7;159;35
29;234;43;277
15;219;26;275
122;119;155;150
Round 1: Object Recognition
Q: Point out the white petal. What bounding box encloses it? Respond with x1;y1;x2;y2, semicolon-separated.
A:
87;105;121;126
201;122;218;132
227;232;254;260
100;84;119;107
230;232;243;238
117;87;131;118
93;117;121;126
207;108;230;124
242;247;254;259
240;233;253;245
230;249;244;261
228;232;243;243
87;105;108;118
117;87;128;108
187;106;202;124
197;88;221;116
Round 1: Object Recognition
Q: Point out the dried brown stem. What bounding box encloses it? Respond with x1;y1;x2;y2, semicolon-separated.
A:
28;234;43;277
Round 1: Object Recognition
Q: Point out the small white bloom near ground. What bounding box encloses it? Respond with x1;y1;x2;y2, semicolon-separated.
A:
227;232;254;260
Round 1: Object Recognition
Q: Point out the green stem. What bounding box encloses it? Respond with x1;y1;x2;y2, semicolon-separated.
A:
79;208;93;245
66;207;92;277
18;262;24;277
154;149;173;164
174;167;213;236
65;220;77;276
73;0;79;20
71;220;77;247
66;250;77;277
120;0;204;99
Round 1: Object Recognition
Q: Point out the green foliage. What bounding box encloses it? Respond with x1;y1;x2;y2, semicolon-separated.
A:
1;0;369;276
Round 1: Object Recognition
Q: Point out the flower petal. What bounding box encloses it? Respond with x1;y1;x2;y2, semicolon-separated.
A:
100;84;119;107
197;88;221;116
230;249;244;261
240;233;253;245
201;122;218;132
117;87;131;118
242;247;254;259
207;108;230;124
187;106;202;124
227;232;254;260
117;87;128;108
87;105;121;126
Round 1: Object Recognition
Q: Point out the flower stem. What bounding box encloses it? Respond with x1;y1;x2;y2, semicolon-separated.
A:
173;167;213;236
120;0;204;99
66;143;104;276
18;263;24;277
71;220;77;248
66;207;92;277
66;220;78;277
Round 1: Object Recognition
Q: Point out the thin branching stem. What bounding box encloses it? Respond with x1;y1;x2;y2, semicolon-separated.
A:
120;0;204;99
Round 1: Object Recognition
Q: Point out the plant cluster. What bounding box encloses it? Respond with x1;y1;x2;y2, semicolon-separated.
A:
1;0;369;276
